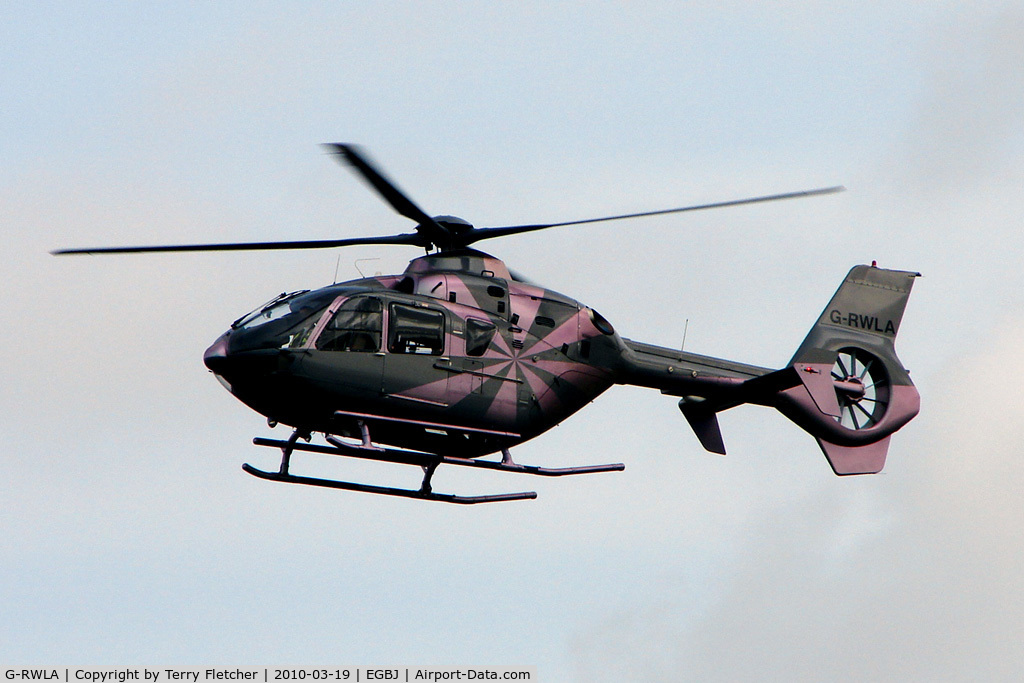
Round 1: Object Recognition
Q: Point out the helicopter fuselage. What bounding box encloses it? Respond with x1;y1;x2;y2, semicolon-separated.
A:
204;249;624;458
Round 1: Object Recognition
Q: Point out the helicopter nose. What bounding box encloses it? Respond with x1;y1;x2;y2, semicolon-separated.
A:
204;333;231;374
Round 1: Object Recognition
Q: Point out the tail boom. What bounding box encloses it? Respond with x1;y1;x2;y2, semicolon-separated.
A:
617;264;920;475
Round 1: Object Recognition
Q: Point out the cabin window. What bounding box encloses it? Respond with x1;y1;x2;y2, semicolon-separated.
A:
465;318;496;357
316;297;383;352
230;289;339;351
389;303;444;355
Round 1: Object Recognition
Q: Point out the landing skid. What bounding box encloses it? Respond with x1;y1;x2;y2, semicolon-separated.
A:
241;463;536;504
243;422;624;504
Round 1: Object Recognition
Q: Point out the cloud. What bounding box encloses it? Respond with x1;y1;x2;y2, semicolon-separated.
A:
8;3;1024;676
567;7;1024;675
902;4;1024;192
570;315;1024;682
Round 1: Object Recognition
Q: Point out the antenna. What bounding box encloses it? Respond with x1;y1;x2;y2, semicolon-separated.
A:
333;254;342;283
681;318;689;351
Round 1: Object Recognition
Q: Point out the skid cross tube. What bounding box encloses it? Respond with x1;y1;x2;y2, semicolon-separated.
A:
276;428;311;475
252;436;626;476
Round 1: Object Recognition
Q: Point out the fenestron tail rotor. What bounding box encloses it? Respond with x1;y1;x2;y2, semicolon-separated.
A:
53;144;844;256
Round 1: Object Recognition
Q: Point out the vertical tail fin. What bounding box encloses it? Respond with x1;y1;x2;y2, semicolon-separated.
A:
776;264;921;474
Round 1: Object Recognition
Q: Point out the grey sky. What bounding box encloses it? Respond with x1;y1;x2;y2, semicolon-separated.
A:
3;3;1023;680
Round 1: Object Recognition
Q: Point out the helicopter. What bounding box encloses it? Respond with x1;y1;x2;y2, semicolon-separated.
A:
54;144;920;504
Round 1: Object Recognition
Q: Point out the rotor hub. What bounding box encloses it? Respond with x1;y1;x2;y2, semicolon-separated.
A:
834;376;866;401
432;215;474;235
830;348;890;430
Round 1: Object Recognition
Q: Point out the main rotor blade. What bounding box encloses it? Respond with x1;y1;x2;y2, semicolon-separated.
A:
51;232;426;256
323;143;450;246
466;185;845;244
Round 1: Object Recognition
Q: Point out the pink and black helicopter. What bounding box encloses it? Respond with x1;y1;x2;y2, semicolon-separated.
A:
54;144;920;503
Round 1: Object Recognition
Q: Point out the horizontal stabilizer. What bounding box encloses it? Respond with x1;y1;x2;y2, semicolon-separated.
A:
794;362;841;418
740;361;840;417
